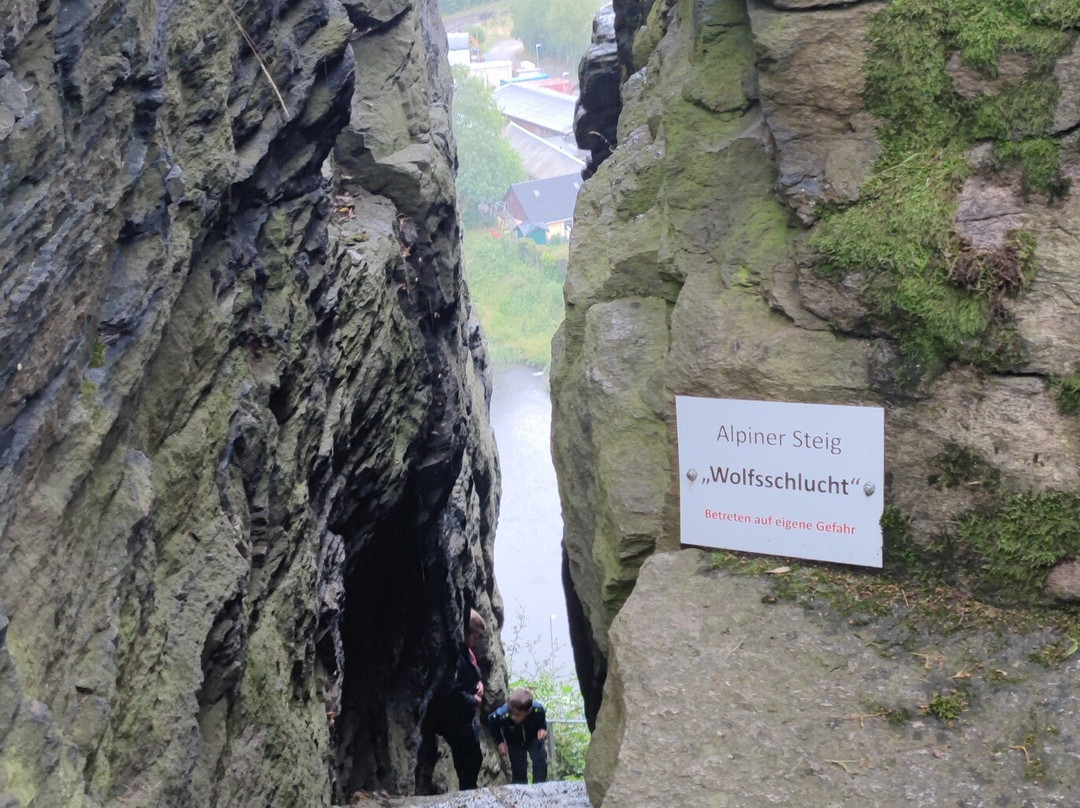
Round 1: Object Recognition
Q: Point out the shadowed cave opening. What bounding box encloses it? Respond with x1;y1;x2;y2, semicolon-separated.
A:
332;502;441;799
327;419;478;799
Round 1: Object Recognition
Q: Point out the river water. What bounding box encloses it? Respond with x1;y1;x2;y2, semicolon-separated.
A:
489;365;575;676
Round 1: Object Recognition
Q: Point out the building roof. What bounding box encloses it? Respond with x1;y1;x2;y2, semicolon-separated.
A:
503;123;586;180
492;83;577;136
506;173;583;225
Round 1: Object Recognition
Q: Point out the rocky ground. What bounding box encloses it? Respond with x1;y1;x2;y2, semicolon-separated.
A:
588;550;1079;808
348;782;591;808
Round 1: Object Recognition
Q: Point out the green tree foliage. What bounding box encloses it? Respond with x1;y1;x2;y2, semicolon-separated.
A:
507;0;546;55
453;67;528;226
508;0;607;63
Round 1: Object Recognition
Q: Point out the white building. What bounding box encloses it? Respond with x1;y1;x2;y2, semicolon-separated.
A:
468;60;514;88
448;32;471;66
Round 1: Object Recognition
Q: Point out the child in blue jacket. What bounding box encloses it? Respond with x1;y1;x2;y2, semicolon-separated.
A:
488;686;548;784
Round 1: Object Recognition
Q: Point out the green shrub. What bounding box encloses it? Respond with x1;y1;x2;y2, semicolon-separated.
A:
464;231;566;368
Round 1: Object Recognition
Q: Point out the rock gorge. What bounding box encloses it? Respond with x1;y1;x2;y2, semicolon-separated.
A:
2;0;1080;806
1;0;502;804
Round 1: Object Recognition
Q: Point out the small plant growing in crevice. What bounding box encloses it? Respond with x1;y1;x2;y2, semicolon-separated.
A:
923;689;968;722
89;339;106;369
863;701;915;727
1028;634;1079;667
1012;715;1058;783
1015;731;1047;782
926;443;1001;491
1049;371;1080;415
947;231;1036;309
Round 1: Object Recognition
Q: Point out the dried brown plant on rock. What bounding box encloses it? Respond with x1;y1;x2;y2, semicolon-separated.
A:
948;231;1032;312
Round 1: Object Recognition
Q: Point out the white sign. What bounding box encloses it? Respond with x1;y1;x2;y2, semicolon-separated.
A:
676;396;884;568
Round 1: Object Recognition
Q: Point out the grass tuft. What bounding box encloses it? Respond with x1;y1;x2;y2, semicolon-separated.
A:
1049;371;1080;415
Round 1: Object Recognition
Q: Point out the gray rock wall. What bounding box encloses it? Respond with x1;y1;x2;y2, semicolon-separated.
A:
558;0;1080;726
0;1;500;805
589;550;1080;807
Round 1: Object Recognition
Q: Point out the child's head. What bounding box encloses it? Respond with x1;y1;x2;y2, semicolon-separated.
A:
508;686;534;723
466;609;486;648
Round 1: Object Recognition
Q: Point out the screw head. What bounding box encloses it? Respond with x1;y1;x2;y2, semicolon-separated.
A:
686;468;698;482
863;482;876;496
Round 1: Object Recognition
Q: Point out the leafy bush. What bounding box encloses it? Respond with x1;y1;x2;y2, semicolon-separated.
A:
464;231;567;368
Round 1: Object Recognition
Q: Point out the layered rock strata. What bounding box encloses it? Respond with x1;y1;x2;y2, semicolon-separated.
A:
558;0;1080;727
0;1;500;806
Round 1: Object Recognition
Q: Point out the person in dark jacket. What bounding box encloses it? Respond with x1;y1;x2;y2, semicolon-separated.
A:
435;609;487;789
488;686;548;784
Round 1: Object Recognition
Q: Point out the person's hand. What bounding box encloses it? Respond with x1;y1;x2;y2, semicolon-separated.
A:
475;682;485;700
537;729;548;742
497;742;508;756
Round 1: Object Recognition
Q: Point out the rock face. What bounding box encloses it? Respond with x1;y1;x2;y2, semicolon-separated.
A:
589;550;1080;807
0;1;501;806
558;0;1080;732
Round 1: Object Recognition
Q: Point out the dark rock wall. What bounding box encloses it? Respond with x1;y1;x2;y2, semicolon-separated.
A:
0;1;501;805
331;0;505;796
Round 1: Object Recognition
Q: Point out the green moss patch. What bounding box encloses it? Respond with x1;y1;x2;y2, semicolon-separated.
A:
810;0;1075;381
89;339;106;368
884;478;1080;608
1048;371;1080;414
955;491;1080;604
923;688;969;721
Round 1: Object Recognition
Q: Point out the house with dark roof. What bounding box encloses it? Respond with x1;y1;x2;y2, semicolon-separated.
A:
501;174;583;243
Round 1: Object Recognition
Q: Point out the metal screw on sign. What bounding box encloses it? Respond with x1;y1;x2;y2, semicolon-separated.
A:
863;482;875;496
686;468;698;482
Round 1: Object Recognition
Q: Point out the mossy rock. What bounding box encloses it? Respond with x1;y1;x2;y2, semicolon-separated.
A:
809;0;1075;380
